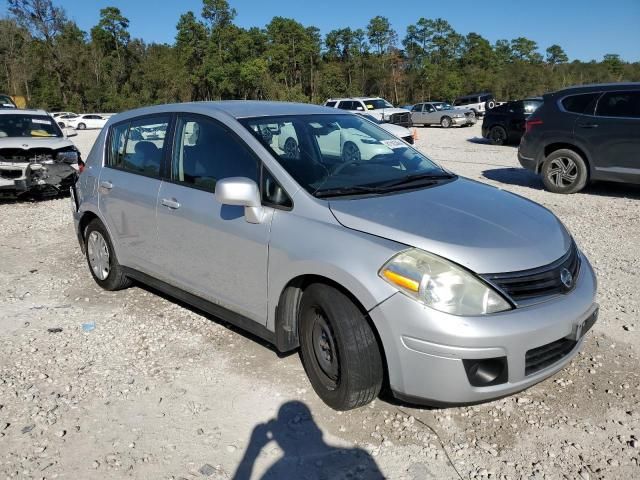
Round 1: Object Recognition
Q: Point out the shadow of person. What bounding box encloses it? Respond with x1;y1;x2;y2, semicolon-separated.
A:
232;401;385;480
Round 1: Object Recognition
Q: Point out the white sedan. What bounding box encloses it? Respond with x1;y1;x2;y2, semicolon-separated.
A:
66;114;108;130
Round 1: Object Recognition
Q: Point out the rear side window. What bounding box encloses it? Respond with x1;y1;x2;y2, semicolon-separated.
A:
596;91;640;118
108;115;170;177
337;101;353;110
172;115;258;192
561;93;600;115
411;104;423;112
325;101;336;107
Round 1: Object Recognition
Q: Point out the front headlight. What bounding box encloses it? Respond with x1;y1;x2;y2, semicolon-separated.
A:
379;248;512;315
453;113;465;118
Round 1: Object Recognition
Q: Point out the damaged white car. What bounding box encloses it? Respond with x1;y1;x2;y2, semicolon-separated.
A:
0;109;81;197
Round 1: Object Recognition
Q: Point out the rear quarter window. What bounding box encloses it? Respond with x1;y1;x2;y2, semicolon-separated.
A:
325;101;337;107
561;93;600;115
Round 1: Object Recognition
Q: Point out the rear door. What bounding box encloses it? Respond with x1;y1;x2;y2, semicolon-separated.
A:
423;103;438;123
98;114;172;275
588;90;640;181
155;113;272;323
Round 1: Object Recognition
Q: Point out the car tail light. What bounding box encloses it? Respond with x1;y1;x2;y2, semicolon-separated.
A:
525;119;543;133
78;160;85;173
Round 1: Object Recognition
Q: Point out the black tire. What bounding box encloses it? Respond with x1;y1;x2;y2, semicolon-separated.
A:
283;137;299;159
84;218;132;291
440;116;452;128
77;123;86;130
489;125;507;146
58;122;65;128
341;141;361;163
299;284;383;410
541;149;588;194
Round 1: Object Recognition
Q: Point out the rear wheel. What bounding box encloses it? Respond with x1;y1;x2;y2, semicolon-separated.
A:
299;284;383;410
77;123;86;130
440;116;452;128
489;125;507;145
541;149;588;194
84;219;132;291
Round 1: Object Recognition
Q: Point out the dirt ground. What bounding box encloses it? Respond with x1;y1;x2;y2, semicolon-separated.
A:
1;123;638;480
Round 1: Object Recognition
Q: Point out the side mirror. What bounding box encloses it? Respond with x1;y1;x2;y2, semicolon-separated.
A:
215;177;264;224
64;128;77;137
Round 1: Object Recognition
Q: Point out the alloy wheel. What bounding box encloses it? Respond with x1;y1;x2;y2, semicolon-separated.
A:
87;231;110;280
548;156;578;188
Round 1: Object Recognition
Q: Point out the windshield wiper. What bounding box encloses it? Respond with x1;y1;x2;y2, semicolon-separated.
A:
314;185;385;198
379;172;455;189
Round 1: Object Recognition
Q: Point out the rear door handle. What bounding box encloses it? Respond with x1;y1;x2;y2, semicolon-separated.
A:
577;122;599;129
100;181;113;190
161;198;181;210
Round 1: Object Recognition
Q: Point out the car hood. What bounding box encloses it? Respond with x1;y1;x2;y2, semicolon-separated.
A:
328;178;572;274
379;123;411;137
0;137;75;150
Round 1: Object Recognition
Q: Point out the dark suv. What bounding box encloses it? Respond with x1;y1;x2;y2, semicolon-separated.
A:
518;83;640;193
482;98;543;145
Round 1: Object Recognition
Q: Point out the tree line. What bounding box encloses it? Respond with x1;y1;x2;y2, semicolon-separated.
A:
1;0;638;112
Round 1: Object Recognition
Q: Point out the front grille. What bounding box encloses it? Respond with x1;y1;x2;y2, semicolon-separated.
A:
388;112;412;127
481;242;580;306
525;338;576;376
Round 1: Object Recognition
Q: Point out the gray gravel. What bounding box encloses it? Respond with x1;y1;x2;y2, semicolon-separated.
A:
0;126;638;479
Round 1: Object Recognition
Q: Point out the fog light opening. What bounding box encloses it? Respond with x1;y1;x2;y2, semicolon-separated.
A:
463;357;508;387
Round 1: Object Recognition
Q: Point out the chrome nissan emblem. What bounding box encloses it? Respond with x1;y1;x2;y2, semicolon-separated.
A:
560;268;573;289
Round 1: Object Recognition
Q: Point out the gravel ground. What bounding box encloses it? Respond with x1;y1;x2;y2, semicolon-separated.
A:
0;124;638;480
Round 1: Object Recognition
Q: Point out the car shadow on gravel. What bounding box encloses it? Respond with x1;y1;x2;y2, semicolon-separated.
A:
231;401;384;480
466;137;517;148
483;167;640;199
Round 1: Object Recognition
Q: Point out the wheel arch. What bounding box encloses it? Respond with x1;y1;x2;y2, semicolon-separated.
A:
542;142;591;176
77;210;100;253
274;273;390;389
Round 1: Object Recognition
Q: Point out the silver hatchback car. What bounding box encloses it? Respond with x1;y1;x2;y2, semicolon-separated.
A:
72;102;598;410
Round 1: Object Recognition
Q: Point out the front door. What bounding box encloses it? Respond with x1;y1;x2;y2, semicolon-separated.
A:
98;115;171;274
155;113;271;323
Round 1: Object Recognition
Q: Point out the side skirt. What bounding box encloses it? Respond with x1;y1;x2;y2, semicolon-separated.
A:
121;267;277;346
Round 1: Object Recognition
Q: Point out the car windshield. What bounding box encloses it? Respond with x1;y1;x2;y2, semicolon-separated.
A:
241;114;452;198
363;99;393;110
0;114;62;138
433;103;454;111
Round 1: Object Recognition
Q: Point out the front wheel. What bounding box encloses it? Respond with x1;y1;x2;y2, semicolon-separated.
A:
341;141;361;163
541;149;588;194
84;219;132;290
440;116;452;128
299;284;383;410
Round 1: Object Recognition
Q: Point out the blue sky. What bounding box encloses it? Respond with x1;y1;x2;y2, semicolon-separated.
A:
3;0;639;61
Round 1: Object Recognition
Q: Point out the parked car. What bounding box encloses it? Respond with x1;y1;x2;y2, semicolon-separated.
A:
518;83;640;193
410;102;476;128
72;101;598;410
453;92;496;117
358;113;414;144
66;114;108;130
482;98;543;145
0;109;80;197
53;112;80;128
0;94;17;109
324;97;412;126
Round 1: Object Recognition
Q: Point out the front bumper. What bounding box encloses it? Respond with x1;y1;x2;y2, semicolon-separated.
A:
369;252;598;405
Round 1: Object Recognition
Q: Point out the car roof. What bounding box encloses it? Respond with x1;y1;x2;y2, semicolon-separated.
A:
551;82;640;96
0;108;49;116
326;97;382;102
109;101;340;123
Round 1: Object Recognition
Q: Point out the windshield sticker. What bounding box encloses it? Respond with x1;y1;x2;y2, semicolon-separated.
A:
381;139;406;149
32;119;52;125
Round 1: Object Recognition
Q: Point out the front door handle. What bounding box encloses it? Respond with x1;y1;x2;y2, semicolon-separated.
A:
161;198;181;210
577;122;599;129
100;181;113;190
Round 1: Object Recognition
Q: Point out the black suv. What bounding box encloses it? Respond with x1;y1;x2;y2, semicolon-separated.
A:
482;98;543;145
518;83;640;193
